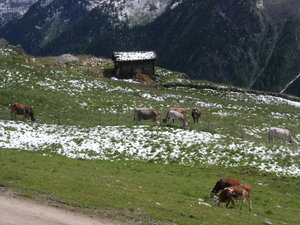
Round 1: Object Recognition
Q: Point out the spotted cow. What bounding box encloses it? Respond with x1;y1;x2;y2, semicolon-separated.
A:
212;184;252;211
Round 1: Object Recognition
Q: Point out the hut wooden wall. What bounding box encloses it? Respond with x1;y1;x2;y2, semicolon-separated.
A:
117;60;155;78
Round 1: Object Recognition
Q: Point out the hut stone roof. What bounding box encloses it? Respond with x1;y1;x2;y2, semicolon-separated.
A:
112;51;157;62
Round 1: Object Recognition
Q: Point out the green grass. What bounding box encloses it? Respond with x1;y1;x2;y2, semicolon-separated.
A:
1;148;300;225
0;52;300;224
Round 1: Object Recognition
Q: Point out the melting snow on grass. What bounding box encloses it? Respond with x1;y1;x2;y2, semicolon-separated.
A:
0;120;299;177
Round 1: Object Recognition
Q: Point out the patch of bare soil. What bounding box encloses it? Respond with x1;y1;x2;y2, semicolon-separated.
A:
0;187;124;225
132;74;156;84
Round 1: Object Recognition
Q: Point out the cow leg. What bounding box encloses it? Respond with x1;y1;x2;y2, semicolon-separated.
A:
268;132;273;142
240;197;246;210
231;200;236;209
248;198;252;211
225;201;230;208
225;200;235;209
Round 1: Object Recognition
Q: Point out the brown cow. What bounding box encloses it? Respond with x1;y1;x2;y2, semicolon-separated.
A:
134;108;160;123
212;184;252;211
210;178;240;198
191;108;201;123
163;108;187;123
10;103;36;122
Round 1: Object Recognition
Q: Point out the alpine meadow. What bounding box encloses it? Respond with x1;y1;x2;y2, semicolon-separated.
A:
0;44;300;224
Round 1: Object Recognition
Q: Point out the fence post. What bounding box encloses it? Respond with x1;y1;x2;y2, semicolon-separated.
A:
58;112;61;125
240;124;243;138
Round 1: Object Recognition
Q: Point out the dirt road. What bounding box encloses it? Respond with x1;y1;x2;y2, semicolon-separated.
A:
0;192;122;225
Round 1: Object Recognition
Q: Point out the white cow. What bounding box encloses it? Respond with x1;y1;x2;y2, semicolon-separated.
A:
168;110;188;128
268;127;297;145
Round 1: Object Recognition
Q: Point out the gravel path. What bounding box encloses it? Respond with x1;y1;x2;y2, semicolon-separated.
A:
0;194;122;225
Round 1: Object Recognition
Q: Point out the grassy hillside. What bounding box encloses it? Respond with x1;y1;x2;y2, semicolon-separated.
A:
0;48;300;224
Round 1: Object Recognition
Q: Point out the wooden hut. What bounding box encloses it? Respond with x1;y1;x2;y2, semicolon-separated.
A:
111;51;157;79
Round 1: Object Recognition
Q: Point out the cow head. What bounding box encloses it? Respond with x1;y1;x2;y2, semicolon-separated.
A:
211;196;220;206
290;137;297;145
210;189;216;198
31;115;36;122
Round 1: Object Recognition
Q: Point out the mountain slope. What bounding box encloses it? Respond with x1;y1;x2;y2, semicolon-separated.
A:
0;0;91;53
87;0;271;85
0;0;300;97
251;14;300;96
0;0;38;27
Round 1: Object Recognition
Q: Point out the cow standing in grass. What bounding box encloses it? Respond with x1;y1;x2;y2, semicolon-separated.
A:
210;178;240;198
10;102;36;122
191;108;201;123
163;108;187;123
168;110;188;128
212;184;252;211
134;108;160;123
268;127;297;145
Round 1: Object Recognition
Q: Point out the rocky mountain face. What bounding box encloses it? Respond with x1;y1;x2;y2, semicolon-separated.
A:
0;0;300;97
0;0;38;27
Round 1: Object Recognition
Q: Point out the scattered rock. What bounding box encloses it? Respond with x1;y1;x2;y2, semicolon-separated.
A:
0;38;9;48
55;54;79;63
25;58;36;63
198;202;211;207
81;57;105;66
264;219;272;225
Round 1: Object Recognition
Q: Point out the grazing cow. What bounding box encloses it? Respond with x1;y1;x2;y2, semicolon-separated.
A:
191;108;201;123
163;108;187;123
134;108;160;123
212;184;252;211
10;102;36;122
210;178;240;198
168;110;188;128
268;127;297;145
